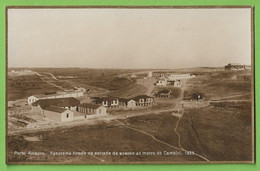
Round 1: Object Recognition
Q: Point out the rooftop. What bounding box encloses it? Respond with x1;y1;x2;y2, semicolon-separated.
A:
133;95;153;100
95;96;118;102
79;103;102;109
44;106;68;113
158;89;171;94
32;97;80;109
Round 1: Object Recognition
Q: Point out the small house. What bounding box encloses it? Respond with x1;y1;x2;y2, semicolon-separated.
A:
133;95;154;107
119;98;136;109
184;93;203;101
157;89;171;98
156;78;167;86
95;97;119;108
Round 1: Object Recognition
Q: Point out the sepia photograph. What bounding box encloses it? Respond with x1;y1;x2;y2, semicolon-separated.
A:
6;6;254;164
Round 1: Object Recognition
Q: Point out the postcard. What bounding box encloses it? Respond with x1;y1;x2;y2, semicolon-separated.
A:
6;6;254;164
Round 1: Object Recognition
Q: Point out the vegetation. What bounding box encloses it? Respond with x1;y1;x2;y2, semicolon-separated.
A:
7;75;60;100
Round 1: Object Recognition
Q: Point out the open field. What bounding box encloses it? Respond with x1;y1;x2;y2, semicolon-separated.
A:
185;70;251;100
7;75;61;101
7;119;201;163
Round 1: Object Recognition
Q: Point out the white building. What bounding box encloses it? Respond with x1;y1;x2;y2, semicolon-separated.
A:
156;78;168;86
28;90;84;104
168;74;195;80
174;80;181;87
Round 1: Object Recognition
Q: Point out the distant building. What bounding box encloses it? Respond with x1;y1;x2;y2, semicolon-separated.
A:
42;106;74;122
168;74;195;80
133;95;154;107
157;89;171;98
95;97;119;108
78;103;107;116
119;98;136;109
152;72;167;77
28;90;84;104
130;74;137;78
156;78;168;86
166;80;181;87
184;93;203;101
173;80;181;87
224;63;248;71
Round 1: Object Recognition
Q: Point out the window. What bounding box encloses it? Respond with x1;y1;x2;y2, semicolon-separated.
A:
66;113;69;118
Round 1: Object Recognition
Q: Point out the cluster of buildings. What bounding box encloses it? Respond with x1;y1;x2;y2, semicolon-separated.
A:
224;63;251;71
156;89;171;98
94;95;154;109
153;72;195;87
28;91;155;123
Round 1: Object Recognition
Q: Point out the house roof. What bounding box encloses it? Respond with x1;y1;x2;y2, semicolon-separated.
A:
158;89;171;94
44;106;68;113
32;97;80;109
118;98;135;102
79;103;102;109
133;95;153;100
95;96;118;103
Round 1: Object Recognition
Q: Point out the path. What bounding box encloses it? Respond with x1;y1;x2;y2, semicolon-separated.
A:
35;72;67;91
118;120;209;162
173;115;184;150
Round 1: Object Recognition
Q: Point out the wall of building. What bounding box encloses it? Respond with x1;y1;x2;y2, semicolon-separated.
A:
156;80;167;86
96;106;107;115
42;110;62;122
61;110;74;122
78;106;107;115
127;100;136;108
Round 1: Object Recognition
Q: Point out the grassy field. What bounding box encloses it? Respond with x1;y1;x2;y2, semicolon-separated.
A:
7;120;201;163
185;70;252;100
179;103;252;161
7;75;60;101
109;83;147;98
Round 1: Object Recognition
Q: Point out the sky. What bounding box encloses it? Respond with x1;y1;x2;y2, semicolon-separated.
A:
7;8;252;69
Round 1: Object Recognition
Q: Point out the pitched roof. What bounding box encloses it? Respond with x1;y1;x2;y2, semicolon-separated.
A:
158;89;171;94
133;95;153;100
32;97;80;109
95;96;118;103
44;106;67;113
79;103;102;109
